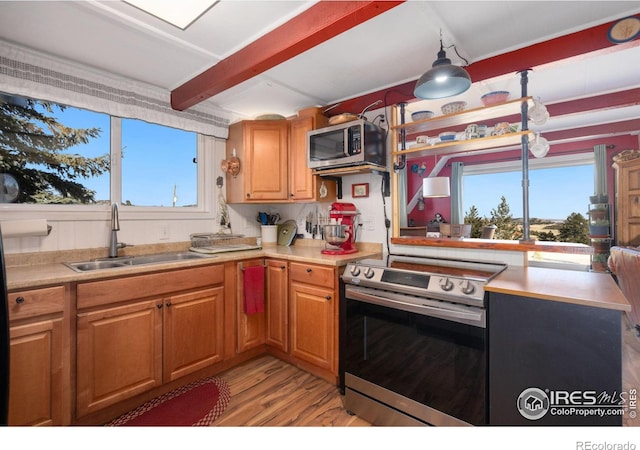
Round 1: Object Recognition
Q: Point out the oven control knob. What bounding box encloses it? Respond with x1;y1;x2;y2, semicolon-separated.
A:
460;280;476;295
363;267;375;279
350;266;361;277
439;277;454;291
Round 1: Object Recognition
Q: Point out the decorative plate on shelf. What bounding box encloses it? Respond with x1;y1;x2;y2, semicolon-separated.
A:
607;16;640;44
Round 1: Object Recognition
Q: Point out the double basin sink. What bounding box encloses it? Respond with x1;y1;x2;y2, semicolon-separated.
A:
64;251;216;272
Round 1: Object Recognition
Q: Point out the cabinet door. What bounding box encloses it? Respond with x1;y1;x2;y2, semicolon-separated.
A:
237;260;266;353
245;121;289;201
76;299;163;417
8;318;63;426
616;159;640;246
289;281;335;371
266;260;288;351
163;286;225;382
289;116;335;202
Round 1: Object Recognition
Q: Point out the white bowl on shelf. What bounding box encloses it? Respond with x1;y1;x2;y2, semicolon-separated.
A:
411;110;434;121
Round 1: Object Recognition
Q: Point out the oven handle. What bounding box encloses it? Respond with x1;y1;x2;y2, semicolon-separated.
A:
345;285;485;328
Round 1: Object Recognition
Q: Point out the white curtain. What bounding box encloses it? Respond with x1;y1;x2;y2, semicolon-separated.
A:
451;162;464;224
593;144;607;196
0;40;230;138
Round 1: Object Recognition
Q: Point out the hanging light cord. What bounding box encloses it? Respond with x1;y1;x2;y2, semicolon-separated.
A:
439;29;470;67
447;44;469;67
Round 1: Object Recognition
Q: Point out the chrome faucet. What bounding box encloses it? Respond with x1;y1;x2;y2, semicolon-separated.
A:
109;203;129;257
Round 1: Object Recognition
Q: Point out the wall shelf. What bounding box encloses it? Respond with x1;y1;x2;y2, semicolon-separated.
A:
312;164;388;177
312;164;390;198
391;97;533;135
392;131;533;159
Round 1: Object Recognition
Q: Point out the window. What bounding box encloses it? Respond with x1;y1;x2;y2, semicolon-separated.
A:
462;153;594;268
0;93;111;204
0;92;202;211
120;119;197;207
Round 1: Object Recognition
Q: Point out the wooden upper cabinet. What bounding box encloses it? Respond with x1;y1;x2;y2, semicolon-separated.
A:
289;113;336;202
226;120;289;203
225;113;335;204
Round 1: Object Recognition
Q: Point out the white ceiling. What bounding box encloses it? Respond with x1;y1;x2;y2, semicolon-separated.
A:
1;0;639;138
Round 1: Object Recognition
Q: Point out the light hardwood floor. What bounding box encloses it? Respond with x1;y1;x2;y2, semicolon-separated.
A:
214;315;640;427
213;354;369;426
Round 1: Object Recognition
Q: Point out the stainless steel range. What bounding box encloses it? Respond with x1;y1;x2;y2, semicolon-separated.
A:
340;254;507;426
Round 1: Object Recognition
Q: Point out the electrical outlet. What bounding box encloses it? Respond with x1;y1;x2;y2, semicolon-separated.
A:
159;225;170;240
365;217;374;231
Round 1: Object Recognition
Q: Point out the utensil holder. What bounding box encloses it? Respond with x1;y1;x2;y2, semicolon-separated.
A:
261;225;278;246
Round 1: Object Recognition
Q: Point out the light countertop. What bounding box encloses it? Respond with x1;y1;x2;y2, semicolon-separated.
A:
6;241;382;291
486;266;631;312
7;243;631;314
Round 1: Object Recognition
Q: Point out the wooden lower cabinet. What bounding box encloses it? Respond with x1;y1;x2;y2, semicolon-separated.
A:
288;262;337;375
75;265;225;418
163;287;224;381
236;259;266;352
76;299;163;417
7;286;67;426
265;259;288;351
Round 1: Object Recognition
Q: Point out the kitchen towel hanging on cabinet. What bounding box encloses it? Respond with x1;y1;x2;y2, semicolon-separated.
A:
242;265;264;314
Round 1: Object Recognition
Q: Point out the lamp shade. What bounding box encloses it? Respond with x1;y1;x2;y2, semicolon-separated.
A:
414;48;471;99
423;177;450;198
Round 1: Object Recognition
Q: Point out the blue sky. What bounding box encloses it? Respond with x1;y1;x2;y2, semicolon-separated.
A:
47;105;196;206
464;164;594;220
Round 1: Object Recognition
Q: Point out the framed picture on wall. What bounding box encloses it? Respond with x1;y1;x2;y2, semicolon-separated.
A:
352;183;369;198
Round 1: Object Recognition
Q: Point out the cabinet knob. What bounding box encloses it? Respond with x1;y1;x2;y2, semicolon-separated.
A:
15;296;25;304
280;265;286;270
306;268;312;273
325;295;332;301
246;193;250;198
157;303;163;309
166;302;172;307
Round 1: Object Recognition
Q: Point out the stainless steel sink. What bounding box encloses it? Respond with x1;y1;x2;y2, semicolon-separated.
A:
65;251;216;272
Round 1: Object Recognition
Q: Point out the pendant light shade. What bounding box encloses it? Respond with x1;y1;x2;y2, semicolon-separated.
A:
423;177;450;198
414;40;471;100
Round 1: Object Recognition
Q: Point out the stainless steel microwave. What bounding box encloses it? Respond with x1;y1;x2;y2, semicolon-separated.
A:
307;119;386;170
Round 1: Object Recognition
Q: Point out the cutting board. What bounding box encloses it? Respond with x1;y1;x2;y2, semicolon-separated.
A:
278;220;297;246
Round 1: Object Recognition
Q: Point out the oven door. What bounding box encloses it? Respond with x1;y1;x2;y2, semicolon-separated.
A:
343;285;487;426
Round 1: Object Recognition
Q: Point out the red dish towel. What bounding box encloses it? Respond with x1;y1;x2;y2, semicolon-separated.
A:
243;265;265;315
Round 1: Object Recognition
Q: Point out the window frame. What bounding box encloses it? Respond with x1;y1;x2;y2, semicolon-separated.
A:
0;112;215;222
461;152;594;270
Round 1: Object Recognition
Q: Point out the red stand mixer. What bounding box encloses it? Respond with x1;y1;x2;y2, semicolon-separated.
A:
321;202;359;255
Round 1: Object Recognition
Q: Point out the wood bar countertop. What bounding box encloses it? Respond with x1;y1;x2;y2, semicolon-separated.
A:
391;236;593;254
487;266;631;312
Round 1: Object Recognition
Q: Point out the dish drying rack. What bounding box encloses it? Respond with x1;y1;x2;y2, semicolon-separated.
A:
189;233;261;254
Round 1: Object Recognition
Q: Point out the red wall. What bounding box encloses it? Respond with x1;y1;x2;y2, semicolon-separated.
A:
406;134;639;226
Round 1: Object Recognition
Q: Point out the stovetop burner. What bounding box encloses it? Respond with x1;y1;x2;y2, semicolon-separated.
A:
342;254;507;307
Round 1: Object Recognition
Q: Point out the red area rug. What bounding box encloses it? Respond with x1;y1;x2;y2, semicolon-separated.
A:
105;376;230;426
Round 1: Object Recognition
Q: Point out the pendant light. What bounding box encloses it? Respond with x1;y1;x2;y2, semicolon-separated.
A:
414;33;471;100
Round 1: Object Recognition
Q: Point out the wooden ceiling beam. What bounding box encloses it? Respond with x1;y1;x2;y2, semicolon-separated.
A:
171;0;404;111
